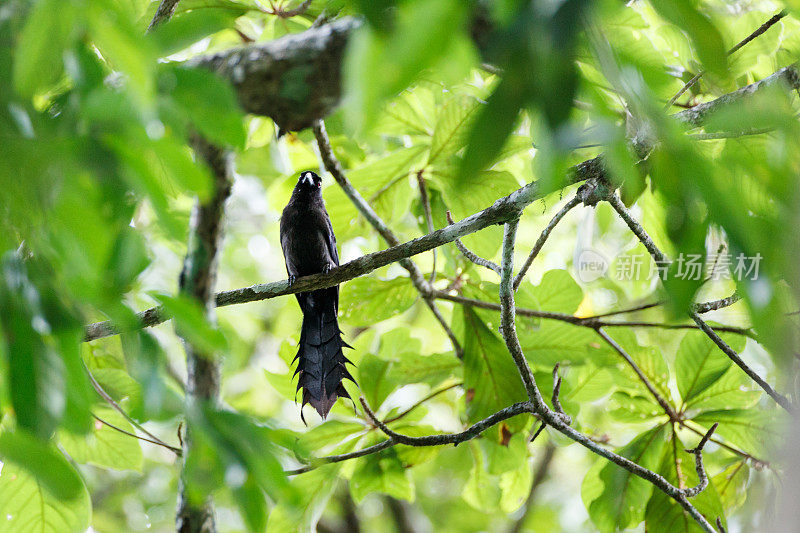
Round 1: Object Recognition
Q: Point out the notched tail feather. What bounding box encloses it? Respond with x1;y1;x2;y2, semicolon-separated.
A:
293;293;356;421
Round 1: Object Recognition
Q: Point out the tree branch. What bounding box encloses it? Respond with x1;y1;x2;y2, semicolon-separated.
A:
175;139;233;533
595;328;679;420
148;0;182;31
666;11;787;108
498;217;549;411
188;18;361;132
361;397;533;447
682;423;718;498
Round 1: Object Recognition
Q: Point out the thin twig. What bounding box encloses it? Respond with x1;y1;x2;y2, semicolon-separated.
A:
445;211;501;274
682;423;718;497
513;196;581;290
382;381;462;424
92;413;182;455
665;11;787;108
147;0;181;31
680;419;769;470
86;364;178;451
690;313;792;411
498;218;549;411
551;364;566;417
269;0;313;18
416;170;437;283
361;397;533;447
717;517;728;533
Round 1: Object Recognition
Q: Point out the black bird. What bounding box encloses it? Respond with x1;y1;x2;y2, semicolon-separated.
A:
280;170;354;420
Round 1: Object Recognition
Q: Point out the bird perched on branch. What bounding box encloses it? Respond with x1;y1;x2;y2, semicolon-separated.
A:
280;170;355;421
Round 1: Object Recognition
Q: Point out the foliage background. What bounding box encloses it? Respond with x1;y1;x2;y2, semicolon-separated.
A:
0;0;799;532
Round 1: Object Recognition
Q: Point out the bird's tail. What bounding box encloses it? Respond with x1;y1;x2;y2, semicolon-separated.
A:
293;288;355;421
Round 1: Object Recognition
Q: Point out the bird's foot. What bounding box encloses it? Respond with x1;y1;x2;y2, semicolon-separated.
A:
322;264;333;274
288;274;296;286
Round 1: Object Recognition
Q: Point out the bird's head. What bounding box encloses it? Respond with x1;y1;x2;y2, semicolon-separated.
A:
296;170;322;191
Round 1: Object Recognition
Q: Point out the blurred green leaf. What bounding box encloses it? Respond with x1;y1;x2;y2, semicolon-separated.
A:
650;0;727;77
0;462;91;533
350;449;414;503
58;405;144;472
151;9;240;56
0;430;85;500
164;65;247;149
12;0;75;97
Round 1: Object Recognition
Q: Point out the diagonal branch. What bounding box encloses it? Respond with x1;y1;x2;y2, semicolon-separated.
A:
314;120;464;358
361;397;532;447
666;11;787;108
513;196;581;290
606;192;791;412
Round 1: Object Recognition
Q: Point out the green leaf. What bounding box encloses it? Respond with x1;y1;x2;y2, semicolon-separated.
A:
459;307;527;431
692;410;783;454
151;10;239;56
427;95;481;166
340;276;418;326
682;364;761;413
350;450;414;503
650;0;727;77
358;353;396;410
387;353;461;387
12;0;75;97
0;431;84;500
677;331;745;406
0;462;91;533
58;405;144;472
267;464;340;533
462;444;501;512
582;425;669;532
644;431;725;532
164;65;247;149
234;477;268;533
713;461;749;512
0;255;66;438
154;293;228;354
